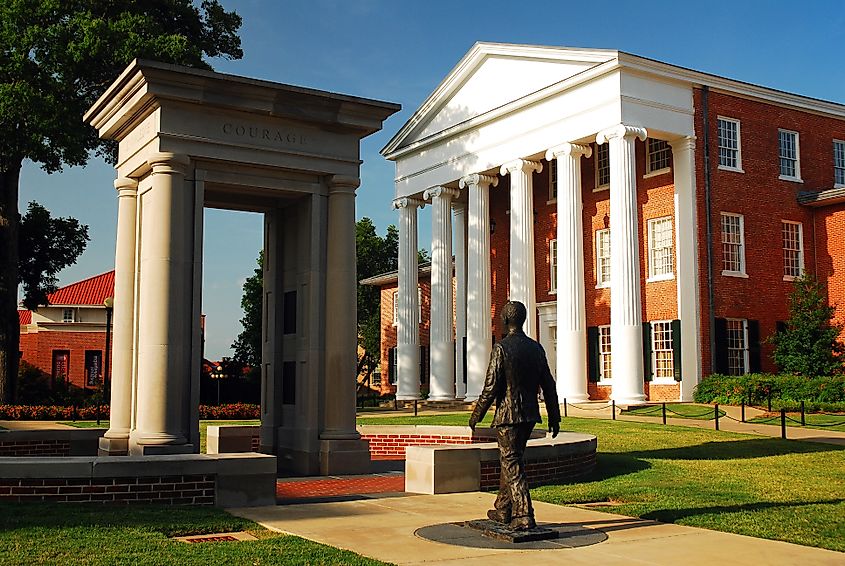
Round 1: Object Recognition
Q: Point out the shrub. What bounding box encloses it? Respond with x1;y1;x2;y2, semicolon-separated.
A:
0;403;260;420
694;373;845;410
198;403;259;419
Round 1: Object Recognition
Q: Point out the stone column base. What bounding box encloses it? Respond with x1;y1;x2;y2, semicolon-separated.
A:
129;443;196;456
319;438;371;475
98;437;129;456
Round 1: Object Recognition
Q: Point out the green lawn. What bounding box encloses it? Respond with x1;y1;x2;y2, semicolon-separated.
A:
358;412;845;552
750;413;845;431
61;420;260;453
622;403;724;420
0;503;388;566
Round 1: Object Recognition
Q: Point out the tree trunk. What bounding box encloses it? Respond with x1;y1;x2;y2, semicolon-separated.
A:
0;162;21;403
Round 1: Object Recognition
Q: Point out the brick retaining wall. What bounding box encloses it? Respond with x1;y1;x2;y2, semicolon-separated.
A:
479;451;598;491
0;474;215;504
0;439;70;457
361;433;480;460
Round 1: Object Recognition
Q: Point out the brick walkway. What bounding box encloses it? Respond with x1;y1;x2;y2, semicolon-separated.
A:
276;473;405;502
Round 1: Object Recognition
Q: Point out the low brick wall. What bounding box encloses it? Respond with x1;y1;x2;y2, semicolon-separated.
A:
357;425;542;460
479;451;598;491
0;474;215;504
0;439;71;457
0;429;104;457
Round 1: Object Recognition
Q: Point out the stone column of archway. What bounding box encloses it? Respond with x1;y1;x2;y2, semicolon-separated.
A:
130;152;195;455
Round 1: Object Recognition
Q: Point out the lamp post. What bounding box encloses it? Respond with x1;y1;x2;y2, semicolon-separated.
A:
100;297;114;426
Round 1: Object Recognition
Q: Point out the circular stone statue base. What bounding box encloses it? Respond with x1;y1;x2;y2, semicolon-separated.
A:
415;521;608;550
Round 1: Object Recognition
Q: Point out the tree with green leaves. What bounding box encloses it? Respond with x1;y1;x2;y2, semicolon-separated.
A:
231;252;262;371
771;274;845;376
0;0;243;400
357;218;398;387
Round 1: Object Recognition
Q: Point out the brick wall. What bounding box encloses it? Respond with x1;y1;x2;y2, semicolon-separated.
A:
0;474;215;504
19;329;108;390
362;432;487;460
816;204;845;328
479;451;596;491
0;439;70;457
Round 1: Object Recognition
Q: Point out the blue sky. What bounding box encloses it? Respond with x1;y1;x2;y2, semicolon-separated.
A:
19;0;845;359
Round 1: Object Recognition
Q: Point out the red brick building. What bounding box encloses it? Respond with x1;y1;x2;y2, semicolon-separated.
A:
375;43;845;404
19;271;115;390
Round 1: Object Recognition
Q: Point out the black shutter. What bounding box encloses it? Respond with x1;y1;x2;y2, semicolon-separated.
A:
388;347;396;385
671;319;682;381
419;346;428;384
714;318;728;374
748;320;761;374
642;322;653;382
587;326;600;382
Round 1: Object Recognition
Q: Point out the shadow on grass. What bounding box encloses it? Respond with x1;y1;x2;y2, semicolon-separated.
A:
624;437;844;461
641;498;845;524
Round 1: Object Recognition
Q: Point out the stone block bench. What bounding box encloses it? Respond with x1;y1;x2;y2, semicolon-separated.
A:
405;432;597;494
206;425;261;454
0;452;276;507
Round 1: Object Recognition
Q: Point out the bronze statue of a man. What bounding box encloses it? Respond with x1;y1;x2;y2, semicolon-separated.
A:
469;300;561;531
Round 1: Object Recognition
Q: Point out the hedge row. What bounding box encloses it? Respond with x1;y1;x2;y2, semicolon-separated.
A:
693;374;845;411
0;403;260;421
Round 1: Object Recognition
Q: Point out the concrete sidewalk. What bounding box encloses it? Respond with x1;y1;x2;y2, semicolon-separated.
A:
230;492;844;565
0;420;78;431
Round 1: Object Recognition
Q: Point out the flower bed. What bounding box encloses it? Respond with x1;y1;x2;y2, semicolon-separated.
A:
0;403;260;421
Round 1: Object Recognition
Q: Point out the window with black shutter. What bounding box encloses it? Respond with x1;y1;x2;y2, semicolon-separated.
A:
671;319;682;381
642;322;653;381
587;326;600;382
748;319;761;373
714;318;728;374
419;346;428;384
388;347;397;385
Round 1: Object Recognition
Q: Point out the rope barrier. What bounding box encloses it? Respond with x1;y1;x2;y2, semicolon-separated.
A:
567;403;614;411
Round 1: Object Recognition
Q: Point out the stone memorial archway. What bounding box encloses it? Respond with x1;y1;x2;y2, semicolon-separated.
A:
85;60;399;475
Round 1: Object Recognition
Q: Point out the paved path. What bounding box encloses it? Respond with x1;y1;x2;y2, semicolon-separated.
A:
0;420;78;431
231;492;844;565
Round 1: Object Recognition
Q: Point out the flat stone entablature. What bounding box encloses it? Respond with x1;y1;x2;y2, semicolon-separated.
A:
84;60;399;474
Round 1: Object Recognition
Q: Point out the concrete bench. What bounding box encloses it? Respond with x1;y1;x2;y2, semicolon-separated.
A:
206;425;260;454
405;432;597;494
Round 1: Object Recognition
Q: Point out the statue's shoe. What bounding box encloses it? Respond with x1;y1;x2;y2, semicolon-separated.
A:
486;509;511;524
509;516;536;531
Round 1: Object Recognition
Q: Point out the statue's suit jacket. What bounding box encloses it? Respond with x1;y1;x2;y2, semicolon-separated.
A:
470;330;561;427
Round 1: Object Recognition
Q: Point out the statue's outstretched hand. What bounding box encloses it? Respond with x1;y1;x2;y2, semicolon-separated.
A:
549;421;560;439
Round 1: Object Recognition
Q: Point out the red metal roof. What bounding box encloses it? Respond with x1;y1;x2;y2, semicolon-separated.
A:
47;270;115;306
18;310;31;325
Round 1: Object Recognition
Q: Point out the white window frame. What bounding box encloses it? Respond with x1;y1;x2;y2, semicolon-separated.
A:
548;158;557;203
418;286;422;323
647;217;674;282
644;138;671;177
717;116;743;172
651;320;675;383
549;239;558;294
778;129;802;182
782;220;804;281
834;139;845;188
595;229;611;288
726;318;749;376
720;212;747;278
594;142;610;191
598;325;612;383
62;308;75;323
392;291;398;326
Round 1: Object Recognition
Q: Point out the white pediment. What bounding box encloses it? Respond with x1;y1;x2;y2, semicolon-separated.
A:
383;43;617;156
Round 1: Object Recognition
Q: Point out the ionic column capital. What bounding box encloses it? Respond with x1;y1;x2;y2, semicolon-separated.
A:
423;186;460;201
327;175;360;194
668;135;697;152
596;124;648;145
146;152;190;175
545;142;592;161
500;159;542;177
114;177;138;197
392;196;425;210
459;173;498;189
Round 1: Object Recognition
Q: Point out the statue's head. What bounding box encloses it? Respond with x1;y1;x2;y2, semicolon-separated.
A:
501;301;527;331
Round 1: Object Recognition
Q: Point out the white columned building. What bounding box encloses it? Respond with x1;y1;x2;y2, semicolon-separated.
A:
382;43;706;404
500;159;542;339
393;197;424;401
424;186;458;400
546;142;591;403
453;200;468;399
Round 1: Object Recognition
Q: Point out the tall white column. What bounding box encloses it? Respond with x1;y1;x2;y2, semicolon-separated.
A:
100;177;138;456
132;152;192;453
424;186;458;401
453;201;468;399
596;124;648;404
392;197;424;400
500;159;542;339
670;137;703;401
546;143;591;403
322;176;361;439
460;173;497;401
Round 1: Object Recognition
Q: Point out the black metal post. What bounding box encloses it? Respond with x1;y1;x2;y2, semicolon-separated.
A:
612;400;616;420
768;391;772;412
217;379;221;406
781;408;787;439
800;401;805;426
741;401;745;423
563;398;568;418
748;389;752;407
662;402;667;425
414;400;418;417
714;403;720;431
104;305;112;399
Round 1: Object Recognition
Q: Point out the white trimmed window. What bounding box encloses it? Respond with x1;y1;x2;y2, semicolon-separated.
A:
778;129;801;181
549;239;558;293
646;139;671;175
595;143;610;189
595;229;611;287
548;159;558;201
834;140;845;187
392;291;398;326
782;221;804;280
726;319;749;375
647;217;674;280
720;213;746;276
652;321;674;381
717;117;742;171
598;325;612;381
62;308;75;323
